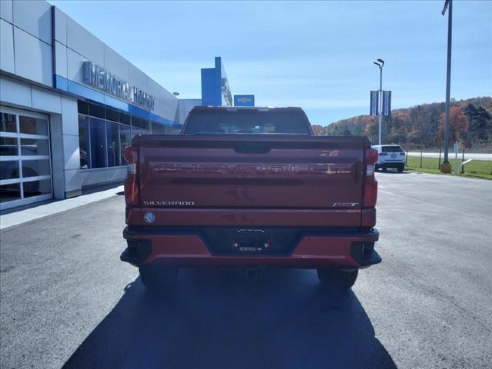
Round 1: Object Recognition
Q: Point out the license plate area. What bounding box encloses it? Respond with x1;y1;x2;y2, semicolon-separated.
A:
232;229;271;254
200;227;302;256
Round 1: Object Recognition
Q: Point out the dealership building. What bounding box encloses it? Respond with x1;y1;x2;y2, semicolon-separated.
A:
0;0;251;210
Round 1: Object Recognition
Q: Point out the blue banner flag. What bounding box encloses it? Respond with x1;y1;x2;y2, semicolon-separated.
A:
370;91;379;116
383;91;392;116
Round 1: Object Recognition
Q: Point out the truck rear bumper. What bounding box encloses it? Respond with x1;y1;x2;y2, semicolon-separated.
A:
122;227;380;269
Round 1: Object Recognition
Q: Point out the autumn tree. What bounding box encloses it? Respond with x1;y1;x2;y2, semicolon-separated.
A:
311;124;323;135
364;118;377;143
319;97;490;148
464;103;491;144
438;107;469;145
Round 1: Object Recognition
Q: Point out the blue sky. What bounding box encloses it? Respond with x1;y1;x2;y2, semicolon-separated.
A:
49;0;491;125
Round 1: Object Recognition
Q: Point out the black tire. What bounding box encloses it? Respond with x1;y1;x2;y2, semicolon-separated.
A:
398;165;404;173
139;264;178;293
317;268;358;290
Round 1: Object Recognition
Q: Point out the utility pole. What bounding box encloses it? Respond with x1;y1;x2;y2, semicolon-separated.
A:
441;0;453;173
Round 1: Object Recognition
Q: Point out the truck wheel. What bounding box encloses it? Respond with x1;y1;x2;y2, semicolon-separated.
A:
398;165;404;173
139;264;178;293
317;268;358;290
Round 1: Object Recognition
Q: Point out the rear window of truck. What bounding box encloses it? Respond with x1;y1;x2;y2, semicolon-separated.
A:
184;110;312;135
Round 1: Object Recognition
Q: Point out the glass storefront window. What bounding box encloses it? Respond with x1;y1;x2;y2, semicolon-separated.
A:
106;122;120;167
20;138;50;156
132;117;149;131
152;122;169;134
90;117;107;168
0;107;52;210
132;117;150;138
106;109;119;123
79;115;90;168
132;117;151;138
0;137;18;155
78;103;136;169
22;159;51;177
114;123;122;167
1;113;16;132
0;183;21;203
0;160;19;180
77;102;174;170
89;104;105;119
131;127;142;138
120;113;130;125
23;179;51;197
120;125;132;164
77;101;89;115
19;116;48;135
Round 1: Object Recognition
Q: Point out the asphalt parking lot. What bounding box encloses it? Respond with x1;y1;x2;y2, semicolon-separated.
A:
1;172;491;369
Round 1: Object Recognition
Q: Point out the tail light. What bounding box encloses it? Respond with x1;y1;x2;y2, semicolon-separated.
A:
123;146;139;205
363;148;378;207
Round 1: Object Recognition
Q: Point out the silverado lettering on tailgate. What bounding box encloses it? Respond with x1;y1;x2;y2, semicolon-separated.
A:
143;200;195;206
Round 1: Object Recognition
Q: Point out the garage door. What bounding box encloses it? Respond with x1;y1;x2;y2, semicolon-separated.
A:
0;107;52;210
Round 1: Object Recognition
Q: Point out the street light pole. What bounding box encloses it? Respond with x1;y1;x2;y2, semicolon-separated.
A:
373;59;384;145
441;0;453;171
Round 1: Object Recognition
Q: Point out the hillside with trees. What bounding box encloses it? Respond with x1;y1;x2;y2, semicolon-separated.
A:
313;97;492;150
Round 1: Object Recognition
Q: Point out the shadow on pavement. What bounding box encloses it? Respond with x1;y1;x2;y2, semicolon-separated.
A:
62;268;396;369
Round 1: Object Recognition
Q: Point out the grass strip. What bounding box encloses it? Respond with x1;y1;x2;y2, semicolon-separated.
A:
405;156;492;180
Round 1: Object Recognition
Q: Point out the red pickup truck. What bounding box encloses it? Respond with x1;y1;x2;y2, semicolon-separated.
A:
121;106;380;292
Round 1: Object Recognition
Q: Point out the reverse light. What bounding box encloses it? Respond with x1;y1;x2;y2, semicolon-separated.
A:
364;148;378;207
123;146;139;205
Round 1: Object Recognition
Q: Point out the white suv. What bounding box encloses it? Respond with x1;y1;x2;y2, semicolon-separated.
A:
372;144;405;172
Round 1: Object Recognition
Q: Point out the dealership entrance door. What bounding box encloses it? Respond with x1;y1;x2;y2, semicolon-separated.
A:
0;107;53;210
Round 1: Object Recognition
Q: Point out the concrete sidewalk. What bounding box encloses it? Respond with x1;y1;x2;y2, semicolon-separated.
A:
0;185;124;230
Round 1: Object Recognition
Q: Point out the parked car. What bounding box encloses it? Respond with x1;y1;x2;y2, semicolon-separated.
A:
372;144;405;172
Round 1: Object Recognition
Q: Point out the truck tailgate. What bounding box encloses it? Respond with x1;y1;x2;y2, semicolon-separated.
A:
137;135;368;211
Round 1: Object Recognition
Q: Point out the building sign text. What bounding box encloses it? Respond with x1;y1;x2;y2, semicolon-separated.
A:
83;62;155;111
